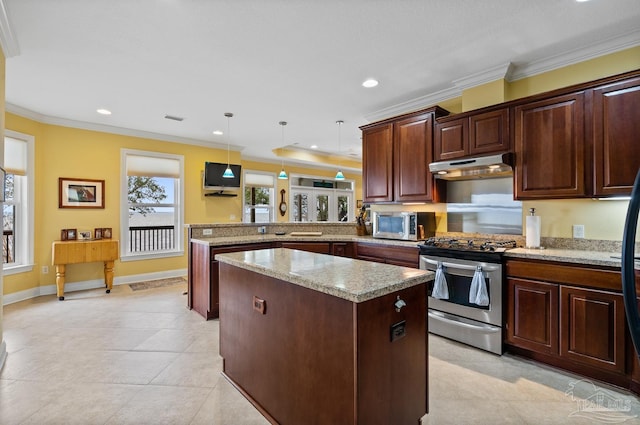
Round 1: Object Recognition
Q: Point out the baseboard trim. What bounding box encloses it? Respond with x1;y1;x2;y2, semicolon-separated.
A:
2;268;188;305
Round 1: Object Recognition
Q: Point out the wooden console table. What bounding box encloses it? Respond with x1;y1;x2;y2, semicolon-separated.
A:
52;239;119;300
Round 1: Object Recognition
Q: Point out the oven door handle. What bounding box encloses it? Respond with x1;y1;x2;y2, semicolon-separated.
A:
428;311;501;333
421;257;500;272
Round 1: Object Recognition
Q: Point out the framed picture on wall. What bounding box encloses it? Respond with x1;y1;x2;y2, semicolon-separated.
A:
59;177;105;209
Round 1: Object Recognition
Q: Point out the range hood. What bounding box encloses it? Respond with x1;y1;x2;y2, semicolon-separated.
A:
429;153;513;180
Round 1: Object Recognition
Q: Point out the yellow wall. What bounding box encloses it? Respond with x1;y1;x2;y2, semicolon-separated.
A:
3;114;362;296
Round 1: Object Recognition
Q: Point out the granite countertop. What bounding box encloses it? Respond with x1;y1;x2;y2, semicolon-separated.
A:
215;248;434;303
192;232;639;270
191;234;422;248
504;248;640;270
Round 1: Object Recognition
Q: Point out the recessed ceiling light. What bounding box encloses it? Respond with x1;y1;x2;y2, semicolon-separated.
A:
310;145;318;149
362;79;379;88
96;108;111;115
575;0;590;2
213;130;223;135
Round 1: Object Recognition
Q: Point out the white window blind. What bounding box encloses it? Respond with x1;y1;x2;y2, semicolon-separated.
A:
5;136;27;175
244;172;274;188
126;154;179;178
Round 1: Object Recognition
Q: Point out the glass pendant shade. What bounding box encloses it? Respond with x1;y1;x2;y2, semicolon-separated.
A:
277;121;288;180
223;112;235;178
223;166;235;178
335;120;345;180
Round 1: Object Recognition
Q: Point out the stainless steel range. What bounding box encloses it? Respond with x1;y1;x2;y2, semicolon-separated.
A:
419;237;516;355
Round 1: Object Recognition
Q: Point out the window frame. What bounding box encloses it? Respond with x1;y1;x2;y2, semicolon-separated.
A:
288;173;355;223
243;170;276;223
120;149;184;262
2;130;35;275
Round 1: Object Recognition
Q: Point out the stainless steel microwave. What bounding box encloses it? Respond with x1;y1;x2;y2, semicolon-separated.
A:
371;211;436;241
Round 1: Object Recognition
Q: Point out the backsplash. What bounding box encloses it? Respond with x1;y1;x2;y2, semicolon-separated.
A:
188;222;358;239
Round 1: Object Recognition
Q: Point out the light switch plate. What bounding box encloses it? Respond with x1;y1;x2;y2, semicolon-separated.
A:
572;224;585;239
202;228;213;236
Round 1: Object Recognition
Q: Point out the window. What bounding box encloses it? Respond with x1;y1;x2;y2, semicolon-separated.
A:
120;149;184;261
243;171;275;223
3;131;35;275
289;175;354;222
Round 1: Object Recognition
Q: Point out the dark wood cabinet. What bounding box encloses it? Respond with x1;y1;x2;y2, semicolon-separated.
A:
514;92;586;199
505;259;629;387
592;75;640;196
506;277;559;355
434;117;466;161
332;242;354;258
469;108;510;155
189;241;273;320
560;286;626;374
362;123;394;203
219;262;427;424
393;113;437;202
355;242;419;268
361;107;448;203
277;241;331;254
434;108;509;161
189;239;356;320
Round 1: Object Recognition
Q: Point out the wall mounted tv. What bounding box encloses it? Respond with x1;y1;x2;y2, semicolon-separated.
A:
203;162;242;191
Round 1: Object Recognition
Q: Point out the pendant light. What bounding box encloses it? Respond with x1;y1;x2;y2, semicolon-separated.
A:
222;112;235;178
278;121;288;180
335;120;345;180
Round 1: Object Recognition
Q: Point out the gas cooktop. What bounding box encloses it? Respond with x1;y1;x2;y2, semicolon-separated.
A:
420;237;518;253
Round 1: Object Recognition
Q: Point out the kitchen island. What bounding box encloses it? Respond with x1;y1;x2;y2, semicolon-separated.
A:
216;248;433;425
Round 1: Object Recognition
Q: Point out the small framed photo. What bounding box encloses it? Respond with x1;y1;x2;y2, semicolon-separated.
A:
66;229;77;240
102;228;112;239
59;177;105;209
61;229;68;241
94;228;103;240
77;230;92;240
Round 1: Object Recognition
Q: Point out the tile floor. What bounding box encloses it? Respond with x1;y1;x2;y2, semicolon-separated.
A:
1;283;639;424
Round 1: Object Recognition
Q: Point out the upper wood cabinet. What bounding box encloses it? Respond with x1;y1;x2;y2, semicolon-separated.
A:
361;107;448;203
592;75;640;197
514;92;586;199
362;123;394;203
434;108;509;161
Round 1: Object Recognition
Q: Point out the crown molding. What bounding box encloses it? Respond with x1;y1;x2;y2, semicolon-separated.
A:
5;102;234;151
453;63;514;90
364;30;640;123
0;0;19;57
508;28;640;81
363;86;461;123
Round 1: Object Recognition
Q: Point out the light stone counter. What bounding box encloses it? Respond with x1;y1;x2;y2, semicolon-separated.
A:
215;248;433;303
505;247;640;270
191;233;422;248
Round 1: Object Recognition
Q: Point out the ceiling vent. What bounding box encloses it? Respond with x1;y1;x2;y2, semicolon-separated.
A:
164;114;184;122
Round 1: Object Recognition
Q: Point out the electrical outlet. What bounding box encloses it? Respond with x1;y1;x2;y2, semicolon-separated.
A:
42;266;49;274
572;224;585;239
229;214;236;220
202;228;213;236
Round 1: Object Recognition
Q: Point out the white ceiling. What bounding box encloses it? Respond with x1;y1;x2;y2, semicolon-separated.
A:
3;0;640;171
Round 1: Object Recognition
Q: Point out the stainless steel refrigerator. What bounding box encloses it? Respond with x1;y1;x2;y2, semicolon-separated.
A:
622;169;640;357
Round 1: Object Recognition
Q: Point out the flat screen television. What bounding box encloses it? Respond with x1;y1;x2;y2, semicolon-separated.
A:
203;162;242;190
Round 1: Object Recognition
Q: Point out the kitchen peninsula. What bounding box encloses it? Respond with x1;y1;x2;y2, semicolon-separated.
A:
216;248;433;425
